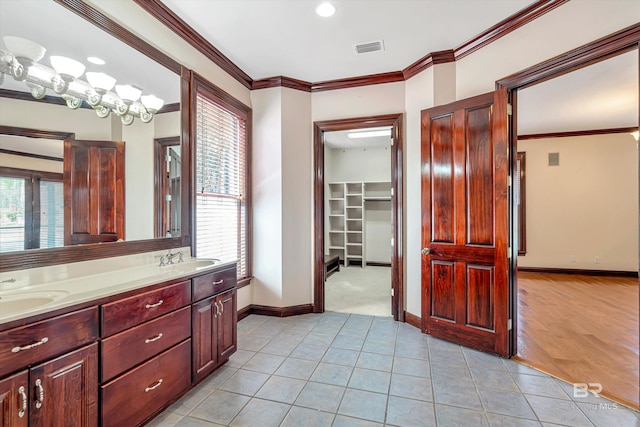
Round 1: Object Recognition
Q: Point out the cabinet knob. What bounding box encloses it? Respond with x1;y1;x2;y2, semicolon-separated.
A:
421;248;431;255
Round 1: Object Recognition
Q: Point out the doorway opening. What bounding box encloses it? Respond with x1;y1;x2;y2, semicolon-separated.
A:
313;114;404;321
499;33;640;410
323;126;393;316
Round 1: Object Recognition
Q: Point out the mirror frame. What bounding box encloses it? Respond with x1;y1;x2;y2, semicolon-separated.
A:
0;0;191;272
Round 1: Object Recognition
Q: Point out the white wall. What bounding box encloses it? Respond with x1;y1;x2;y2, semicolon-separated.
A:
327;147;391;183
0;154;62;174
518;134;638;272
404;68;435;316
312;82;406;122
281;88;313;306
250;88;283;308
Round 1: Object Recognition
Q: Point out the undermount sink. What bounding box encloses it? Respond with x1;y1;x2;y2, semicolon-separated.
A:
163;258;219;271
0;290;70;317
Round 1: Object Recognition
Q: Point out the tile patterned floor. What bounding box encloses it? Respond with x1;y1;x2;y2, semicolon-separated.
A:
148;313;640;427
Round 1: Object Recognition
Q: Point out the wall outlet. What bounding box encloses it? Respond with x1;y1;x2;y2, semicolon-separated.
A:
570;255;576;263
594;256;600;264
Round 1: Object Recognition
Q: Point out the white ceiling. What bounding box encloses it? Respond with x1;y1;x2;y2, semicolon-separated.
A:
518;50;639;134
162;0;532;82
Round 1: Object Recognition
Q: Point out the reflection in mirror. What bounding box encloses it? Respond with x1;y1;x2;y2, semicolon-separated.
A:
0;0;181;254
155;136;181;238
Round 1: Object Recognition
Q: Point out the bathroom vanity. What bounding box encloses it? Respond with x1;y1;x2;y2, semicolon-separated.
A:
0;252;237;426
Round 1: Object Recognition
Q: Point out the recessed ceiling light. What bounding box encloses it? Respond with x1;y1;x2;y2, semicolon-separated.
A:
316;2;336;17
87;56;105;65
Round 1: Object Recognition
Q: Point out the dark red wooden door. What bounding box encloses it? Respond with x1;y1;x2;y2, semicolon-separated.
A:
64;139;125;245
420;90;510;357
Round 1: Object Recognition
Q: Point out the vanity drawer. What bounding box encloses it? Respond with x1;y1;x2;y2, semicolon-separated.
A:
101;306;191;382
0;307;98;378
192;265;236;301
101;339;191;427
101;280;191;337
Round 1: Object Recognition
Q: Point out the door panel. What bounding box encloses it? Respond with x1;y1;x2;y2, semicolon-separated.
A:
64;139;125;245
421;90;509;357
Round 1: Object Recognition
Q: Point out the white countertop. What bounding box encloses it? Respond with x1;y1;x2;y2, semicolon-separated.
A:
0;248;236;326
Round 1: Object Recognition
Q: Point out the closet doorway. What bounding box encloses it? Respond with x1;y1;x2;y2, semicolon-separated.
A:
324;127;392;316
313;114;404;321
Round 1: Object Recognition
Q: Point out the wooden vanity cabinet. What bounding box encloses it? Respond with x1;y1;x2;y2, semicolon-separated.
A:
0;307;99;427
191;265;238;383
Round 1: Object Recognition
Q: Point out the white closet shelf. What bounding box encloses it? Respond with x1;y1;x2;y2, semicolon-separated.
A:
364;197;391;201
346;230;362;233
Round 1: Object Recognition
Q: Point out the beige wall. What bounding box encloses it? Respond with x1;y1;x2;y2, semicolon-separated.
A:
0;154;62;174
518;134;638;272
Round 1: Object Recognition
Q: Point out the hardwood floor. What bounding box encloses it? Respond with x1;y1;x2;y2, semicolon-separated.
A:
516;271;639;410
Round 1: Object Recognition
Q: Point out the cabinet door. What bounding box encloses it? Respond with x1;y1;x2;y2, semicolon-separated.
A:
191;297;218;382
30;343;98;427
217;289;237;361
0;371;28;427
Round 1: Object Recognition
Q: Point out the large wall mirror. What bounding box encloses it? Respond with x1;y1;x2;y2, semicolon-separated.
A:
0;0;190;271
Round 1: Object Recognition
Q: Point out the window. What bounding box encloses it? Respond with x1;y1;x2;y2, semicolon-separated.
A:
194;80;251;283
0;167;63;252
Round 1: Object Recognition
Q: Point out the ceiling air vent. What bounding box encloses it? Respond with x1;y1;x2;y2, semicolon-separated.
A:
354;40;384;55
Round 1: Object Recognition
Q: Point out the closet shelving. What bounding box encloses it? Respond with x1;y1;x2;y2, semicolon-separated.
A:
345;182;364;267
327;181;392;268
327;183;346;262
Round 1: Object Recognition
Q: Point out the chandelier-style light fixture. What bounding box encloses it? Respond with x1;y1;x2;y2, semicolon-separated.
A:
0;36;164;125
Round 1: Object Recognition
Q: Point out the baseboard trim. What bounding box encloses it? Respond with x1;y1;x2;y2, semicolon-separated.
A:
404;311;421;330
237;303;315;320
518;267;638;278
366;262;392;267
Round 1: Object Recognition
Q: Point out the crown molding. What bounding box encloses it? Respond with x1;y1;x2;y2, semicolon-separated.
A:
134;0;569;92
454;0;569;60
518;126;638;140
402;50;456;80
132;0;253;89
252;76;312;92
311;71;405;92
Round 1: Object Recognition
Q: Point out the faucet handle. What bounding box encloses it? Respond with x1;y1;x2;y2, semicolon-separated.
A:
154;254;166;267
177;251;184;263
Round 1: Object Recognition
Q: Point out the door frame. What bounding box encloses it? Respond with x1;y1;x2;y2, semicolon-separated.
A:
313;113;405;321
496;23;640;356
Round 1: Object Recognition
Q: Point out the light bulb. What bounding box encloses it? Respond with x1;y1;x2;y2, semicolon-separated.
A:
86;72;116;93
141;94;164;112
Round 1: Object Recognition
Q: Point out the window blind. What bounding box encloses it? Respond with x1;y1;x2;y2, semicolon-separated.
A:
195;92;248;280
0;176;26;253
40;180;64;249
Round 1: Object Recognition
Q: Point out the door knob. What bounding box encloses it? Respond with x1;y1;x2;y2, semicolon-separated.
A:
421;248;431;255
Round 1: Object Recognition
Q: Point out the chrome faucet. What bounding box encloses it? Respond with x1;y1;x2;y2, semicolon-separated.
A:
166;249;184;265
154;254;166;267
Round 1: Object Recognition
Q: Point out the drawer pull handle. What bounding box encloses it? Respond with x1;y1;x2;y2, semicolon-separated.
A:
34;379;44;409
145;300;164;309
11;337;48;353
144;333;163;344
18;385;27;418
212;279;224;286
144;379;163;392
218;301;224;314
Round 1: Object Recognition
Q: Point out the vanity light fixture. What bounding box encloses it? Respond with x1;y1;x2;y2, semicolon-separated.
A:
316;2;336;17
0;35;164;125
347;128;392;139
